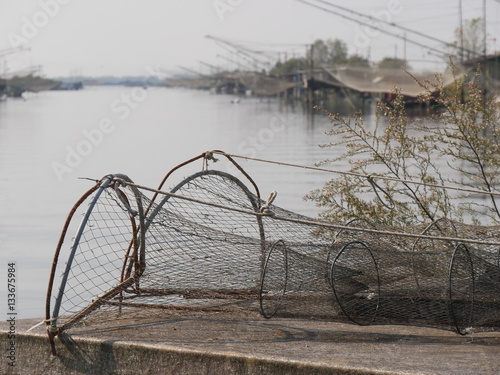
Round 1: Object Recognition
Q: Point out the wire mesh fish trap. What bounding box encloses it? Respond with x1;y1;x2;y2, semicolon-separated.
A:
45;152;500;352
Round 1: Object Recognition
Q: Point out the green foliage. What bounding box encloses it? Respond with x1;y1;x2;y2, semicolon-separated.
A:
418;66;500;223
270;58;307;76
271;38;366;76
377;57;409;70
346;54;370;67
452;17;485;61
306;66;500;227
308;38;349;66
326;39;349;65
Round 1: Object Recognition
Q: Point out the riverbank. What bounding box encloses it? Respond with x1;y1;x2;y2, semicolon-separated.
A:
1;311;499;374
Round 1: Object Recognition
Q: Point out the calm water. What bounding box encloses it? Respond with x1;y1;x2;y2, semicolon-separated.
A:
0;86;352;318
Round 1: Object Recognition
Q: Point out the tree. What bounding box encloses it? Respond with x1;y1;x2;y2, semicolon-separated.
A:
452;17;485;62
270;58;307;76
308;38;349;67
310;39;330;66
326;39;348;65
270;38;367;76
306;65;500;226
346;54;370;68
377;57;408;70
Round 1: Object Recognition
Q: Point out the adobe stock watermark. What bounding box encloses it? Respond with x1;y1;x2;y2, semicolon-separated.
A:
144;64;169;81
51;86;148;182
7;0;71;48
225;112;290;174
51;63;172;182
212;0;244;21
352;0;403;49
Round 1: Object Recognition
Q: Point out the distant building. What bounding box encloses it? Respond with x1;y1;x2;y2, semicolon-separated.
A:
463;52;500;92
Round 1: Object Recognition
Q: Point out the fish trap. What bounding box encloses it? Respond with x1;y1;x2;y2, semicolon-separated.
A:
45;152;500;353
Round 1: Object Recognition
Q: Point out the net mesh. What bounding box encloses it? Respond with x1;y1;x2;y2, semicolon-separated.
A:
46;164;500;339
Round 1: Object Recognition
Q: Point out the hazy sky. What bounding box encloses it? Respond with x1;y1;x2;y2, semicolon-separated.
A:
1;0;499;77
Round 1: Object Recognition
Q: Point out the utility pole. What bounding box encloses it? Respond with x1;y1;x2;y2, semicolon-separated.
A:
459;0;464;64
483;0;487;57
299;0;481;60
307;43;314;111
483;0;488;106
404;33;407;68
459;0;465;103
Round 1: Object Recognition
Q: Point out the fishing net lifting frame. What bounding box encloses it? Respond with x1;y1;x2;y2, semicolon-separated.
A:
45;150;500;355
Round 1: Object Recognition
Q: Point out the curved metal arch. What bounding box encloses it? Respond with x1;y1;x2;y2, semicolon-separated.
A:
145;169;265;240
48;174;147;333
411;218;458;298
448;243;475;335
145;169;262;228
145;151;262;216
329;218;378;281
144;169;267;287
330;241;381;326
45;179;103;355
259;239;289;319
111;174;147;276
49;175;114;332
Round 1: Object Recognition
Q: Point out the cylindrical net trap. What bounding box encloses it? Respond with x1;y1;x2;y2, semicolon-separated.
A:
45;154;500;356
260;239;339;320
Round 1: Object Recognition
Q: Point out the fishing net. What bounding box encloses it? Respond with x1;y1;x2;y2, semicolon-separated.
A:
46;152;500;352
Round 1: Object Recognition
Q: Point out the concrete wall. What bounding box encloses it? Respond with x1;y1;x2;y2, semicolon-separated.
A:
0;332;384;375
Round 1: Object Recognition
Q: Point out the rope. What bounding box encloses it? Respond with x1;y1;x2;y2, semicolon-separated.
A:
113;178;139;217
27;318;56;332
122;180;269;219
120;180;500;247
367;175;395;210
209;151;500;198
202;151;218;171
260;191;277;215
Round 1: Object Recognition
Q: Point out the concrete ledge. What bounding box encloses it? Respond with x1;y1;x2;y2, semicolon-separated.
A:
1;331;396;375
1;312;499;374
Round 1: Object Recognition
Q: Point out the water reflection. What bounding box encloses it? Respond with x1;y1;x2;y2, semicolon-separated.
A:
0;87;472;318
0;87;338;317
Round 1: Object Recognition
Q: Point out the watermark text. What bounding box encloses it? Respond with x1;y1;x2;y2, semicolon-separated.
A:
8;0;71;47
6;263;17;367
